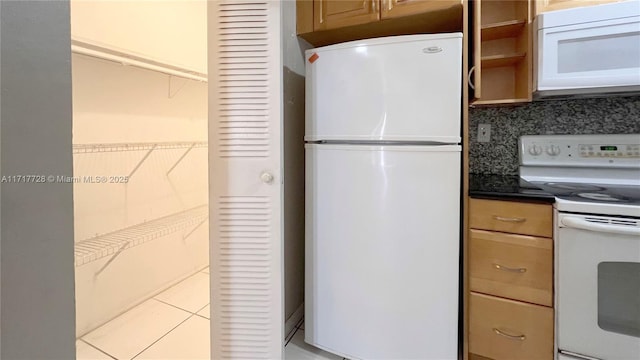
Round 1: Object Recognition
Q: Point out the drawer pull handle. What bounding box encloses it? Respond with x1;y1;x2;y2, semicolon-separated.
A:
493;263;527;273
492;215;526;223
493;328;526;341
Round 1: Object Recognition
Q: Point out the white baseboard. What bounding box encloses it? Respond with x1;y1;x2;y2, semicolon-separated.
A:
284;302;304;341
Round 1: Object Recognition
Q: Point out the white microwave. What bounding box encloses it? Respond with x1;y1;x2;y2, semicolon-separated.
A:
535;1;640;97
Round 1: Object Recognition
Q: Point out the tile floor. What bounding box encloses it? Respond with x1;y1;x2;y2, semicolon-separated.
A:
76;267;341;360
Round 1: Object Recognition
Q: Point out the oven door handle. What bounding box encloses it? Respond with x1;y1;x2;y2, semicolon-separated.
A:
559;350;604;360
561;216;640;237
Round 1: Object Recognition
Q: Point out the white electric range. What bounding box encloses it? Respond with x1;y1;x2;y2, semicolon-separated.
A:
519;134;640;360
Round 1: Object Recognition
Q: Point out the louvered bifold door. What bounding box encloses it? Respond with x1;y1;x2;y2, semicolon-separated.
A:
208;0;283;359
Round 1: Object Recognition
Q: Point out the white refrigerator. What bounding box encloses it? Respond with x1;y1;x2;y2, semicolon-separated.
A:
304;34;462;360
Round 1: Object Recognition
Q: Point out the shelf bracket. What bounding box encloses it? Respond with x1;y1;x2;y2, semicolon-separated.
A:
94;242;129;278
128;144;157;179
183;218;208;241
168;76;189;99
166;143;196;176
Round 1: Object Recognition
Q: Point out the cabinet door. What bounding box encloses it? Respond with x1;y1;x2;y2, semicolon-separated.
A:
535;0;622;15
209;1;284;358
313;0;380;31
381;0;460;19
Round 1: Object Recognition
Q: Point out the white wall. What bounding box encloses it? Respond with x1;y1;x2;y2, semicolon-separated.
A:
72;54;208;239
0;1;76;358
72;54;209;335
70;0;207;74
282;0;312;321
283;1;311;76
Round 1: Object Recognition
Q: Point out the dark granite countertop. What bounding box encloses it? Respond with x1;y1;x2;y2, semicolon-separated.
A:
469;174;555;203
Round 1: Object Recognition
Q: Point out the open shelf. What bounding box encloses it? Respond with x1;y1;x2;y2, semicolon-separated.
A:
481;53;526;68
481;20;526;41
72;39;207;83
74;205;208;267
73;141;207;154
473;0;532;105
73;141;208;178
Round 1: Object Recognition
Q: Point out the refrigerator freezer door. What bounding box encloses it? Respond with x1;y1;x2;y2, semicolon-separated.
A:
305;34;462;143
305;143;460;359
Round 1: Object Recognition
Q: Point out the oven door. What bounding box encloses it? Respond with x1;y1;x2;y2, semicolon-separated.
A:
557;212;640;360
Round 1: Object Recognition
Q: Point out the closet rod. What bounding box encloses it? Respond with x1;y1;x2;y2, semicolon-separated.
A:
71;40;208;83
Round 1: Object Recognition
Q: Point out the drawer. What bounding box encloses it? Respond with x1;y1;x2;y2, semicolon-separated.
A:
469;198;552;237
470;292;554;360
470;229;553;306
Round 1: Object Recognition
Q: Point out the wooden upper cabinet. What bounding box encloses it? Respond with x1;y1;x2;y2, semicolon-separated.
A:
314;0;380;31
535;0;624;15
381;0;460;19
471;0;533;105
297;0;463;46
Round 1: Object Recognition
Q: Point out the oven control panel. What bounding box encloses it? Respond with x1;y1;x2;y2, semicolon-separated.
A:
578;143;640;158
520;134;640;167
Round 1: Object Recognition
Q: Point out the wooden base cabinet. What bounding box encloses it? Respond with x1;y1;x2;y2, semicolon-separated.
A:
470;293;554;360
468;198;554;360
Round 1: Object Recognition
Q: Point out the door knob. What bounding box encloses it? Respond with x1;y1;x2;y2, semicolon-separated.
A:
260;171;274;184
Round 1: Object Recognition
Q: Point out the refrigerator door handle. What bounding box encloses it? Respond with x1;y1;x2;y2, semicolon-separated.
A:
423;46;443;54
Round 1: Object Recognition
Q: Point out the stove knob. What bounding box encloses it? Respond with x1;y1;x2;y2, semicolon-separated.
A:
528;145;543;156
546;145;561;156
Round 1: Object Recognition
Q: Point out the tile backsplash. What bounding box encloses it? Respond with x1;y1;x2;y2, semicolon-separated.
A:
469;96;640;175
